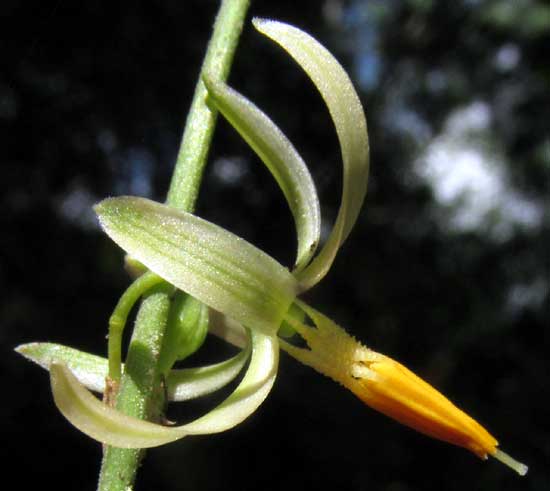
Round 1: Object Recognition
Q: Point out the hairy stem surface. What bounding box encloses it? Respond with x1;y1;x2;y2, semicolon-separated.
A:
97;1;251;490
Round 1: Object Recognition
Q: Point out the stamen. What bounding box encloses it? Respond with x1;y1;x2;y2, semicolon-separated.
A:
492;449;528;476
280;301;528;472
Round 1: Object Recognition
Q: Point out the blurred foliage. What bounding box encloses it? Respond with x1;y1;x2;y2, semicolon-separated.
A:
1;1;548;490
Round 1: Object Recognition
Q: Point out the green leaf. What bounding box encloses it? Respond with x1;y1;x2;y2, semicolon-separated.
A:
203;75;321;273
49;330;278;448
95;197;298;336
254;18;370;291
16;341;251;402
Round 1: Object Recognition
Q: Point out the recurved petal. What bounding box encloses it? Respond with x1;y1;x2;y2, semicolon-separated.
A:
166;344;250;401
16;341;251;403
95;197;298;336
49;330;278;448
203;75;321;273
254;19;369;291
16;343;109;394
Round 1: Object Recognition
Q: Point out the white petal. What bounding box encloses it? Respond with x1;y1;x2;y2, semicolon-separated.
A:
17;341;250;402
254;18;370;290
49;331;278;448
166;339;250;401
204;75;320;272
95;197;298;335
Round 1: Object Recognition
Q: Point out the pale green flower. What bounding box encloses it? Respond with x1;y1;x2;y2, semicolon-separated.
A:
16;19;526;476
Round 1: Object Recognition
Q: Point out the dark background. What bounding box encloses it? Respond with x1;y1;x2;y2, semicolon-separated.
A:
2;1;548;490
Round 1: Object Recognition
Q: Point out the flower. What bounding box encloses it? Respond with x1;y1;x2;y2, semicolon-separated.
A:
16;18;526;476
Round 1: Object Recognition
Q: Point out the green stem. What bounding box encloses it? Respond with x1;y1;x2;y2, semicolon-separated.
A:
166;0;251;212
98;287;172;491
97;1;251;490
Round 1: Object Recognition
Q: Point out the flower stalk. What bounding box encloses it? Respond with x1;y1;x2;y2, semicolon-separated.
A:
166;1;251;211
98;286;172;491
97;1;251;490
